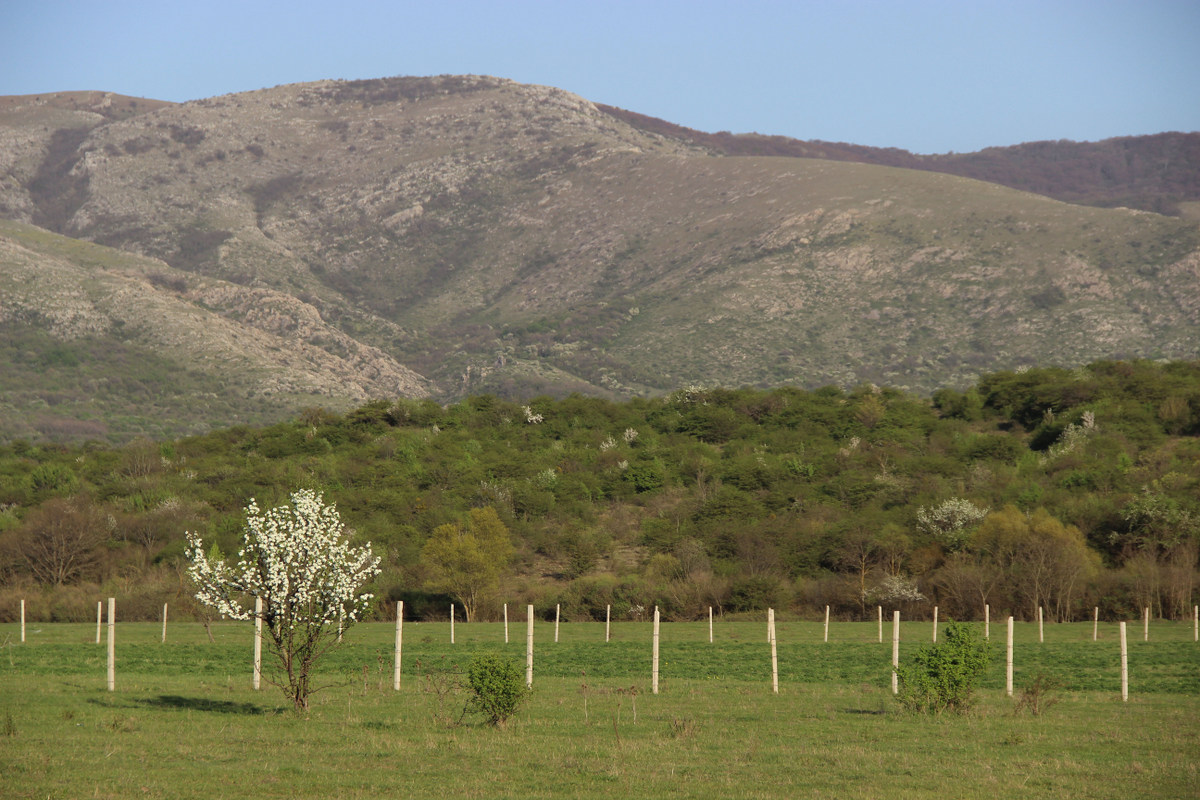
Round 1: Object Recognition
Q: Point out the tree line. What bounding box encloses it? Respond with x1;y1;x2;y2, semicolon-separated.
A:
1;359;1197;625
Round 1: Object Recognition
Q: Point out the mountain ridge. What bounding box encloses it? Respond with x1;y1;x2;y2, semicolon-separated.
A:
1;75;1198;443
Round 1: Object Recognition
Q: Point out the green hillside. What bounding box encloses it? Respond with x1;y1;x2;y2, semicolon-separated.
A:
2;360;1197;627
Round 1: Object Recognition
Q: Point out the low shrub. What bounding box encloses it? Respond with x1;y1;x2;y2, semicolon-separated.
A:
464;653;530;727
896;621;990;714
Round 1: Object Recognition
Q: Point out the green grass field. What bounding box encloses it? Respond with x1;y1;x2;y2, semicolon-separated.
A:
2;619;1198;799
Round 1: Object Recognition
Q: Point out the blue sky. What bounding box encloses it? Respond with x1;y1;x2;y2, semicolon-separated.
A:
2;0;1197;154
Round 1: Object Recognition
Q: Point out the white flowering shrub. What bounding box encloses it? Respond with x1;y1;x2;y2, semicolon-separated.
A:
866;574;927;606
916;498;990;551
186;489;380;711
1039;412;1097;464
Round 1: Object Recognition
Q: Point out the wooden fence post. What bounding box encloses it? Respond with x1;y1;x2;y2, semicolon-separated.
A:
824;605;830;643
769;608;778;695
96;601;102;644
652;606;661;695
161;603;168;644
606;604;611;642
891;610;900;695
1038;606;1044;643
525;604;534;688
1194;605;1198;643
450;604;455;644
504;602;509;643
253;596;262;691
878;605;883;643
20;599;24;643
984;604;989;640
932;606;938;643
1093;607;1099;641
1143;607;1149;642
394;601;403;691
555;603;560;643
709;606;713;644
1006;616;1014;697
1120;621;1128;702
106;597;115;692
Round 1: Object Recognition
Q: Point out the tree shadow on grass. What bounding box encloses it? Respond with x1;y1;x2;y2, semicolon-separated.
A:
134;695;271;715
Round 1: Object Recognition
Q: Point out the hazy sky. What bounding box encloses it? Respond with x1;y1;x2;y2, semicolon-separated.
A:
3;0;1197;154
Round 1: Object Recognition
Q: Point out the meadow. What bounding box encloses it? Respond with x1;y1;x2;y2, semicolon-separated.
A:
2;619;1198;799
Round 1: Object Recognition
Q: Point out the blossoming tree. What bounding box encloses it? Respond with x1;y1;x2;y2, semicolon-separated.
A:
916;497;990;552
186;489;380;711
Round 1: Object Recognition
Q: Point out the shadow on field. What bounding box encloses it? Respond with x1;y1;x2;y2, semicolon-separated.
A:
134;695;269;715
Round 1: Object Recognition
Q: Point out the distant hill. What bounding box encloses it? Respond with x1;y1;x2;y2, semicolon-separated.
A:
1;76;1198;442
597;105;1200;216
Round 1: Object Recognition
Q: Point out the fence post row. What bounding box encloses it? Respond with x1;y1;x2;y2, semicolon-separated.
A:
21;604;1193;703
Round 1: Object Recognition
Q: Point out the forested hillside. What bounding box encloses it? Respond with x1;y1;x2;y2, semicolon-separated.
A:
2;360;1197;626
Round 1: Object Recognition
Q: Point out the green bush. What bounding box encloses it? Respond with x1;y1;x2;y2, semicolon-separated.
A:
896;621;990;714
465;653;530;727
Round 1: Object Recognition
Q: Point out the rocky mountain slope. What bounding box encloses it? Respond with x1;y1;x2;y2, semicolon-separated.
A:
1;76;1198;442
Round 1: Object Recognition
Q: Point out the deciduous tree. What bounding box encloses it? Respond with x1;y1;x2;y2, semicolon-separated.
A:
186;489;380;711
421;506;513;622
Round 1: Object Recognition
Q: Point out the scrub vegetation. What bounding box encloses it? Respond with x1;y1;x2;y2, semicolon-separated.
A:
1;359;1197;631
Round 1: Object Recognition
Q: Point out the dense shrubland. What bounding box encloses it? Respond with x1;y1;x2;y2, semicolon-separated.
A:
1;360;1197;625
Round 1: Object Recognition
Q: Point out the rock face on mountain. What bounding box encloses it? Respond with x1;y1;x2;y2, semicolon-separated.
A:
2;76;1198;441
